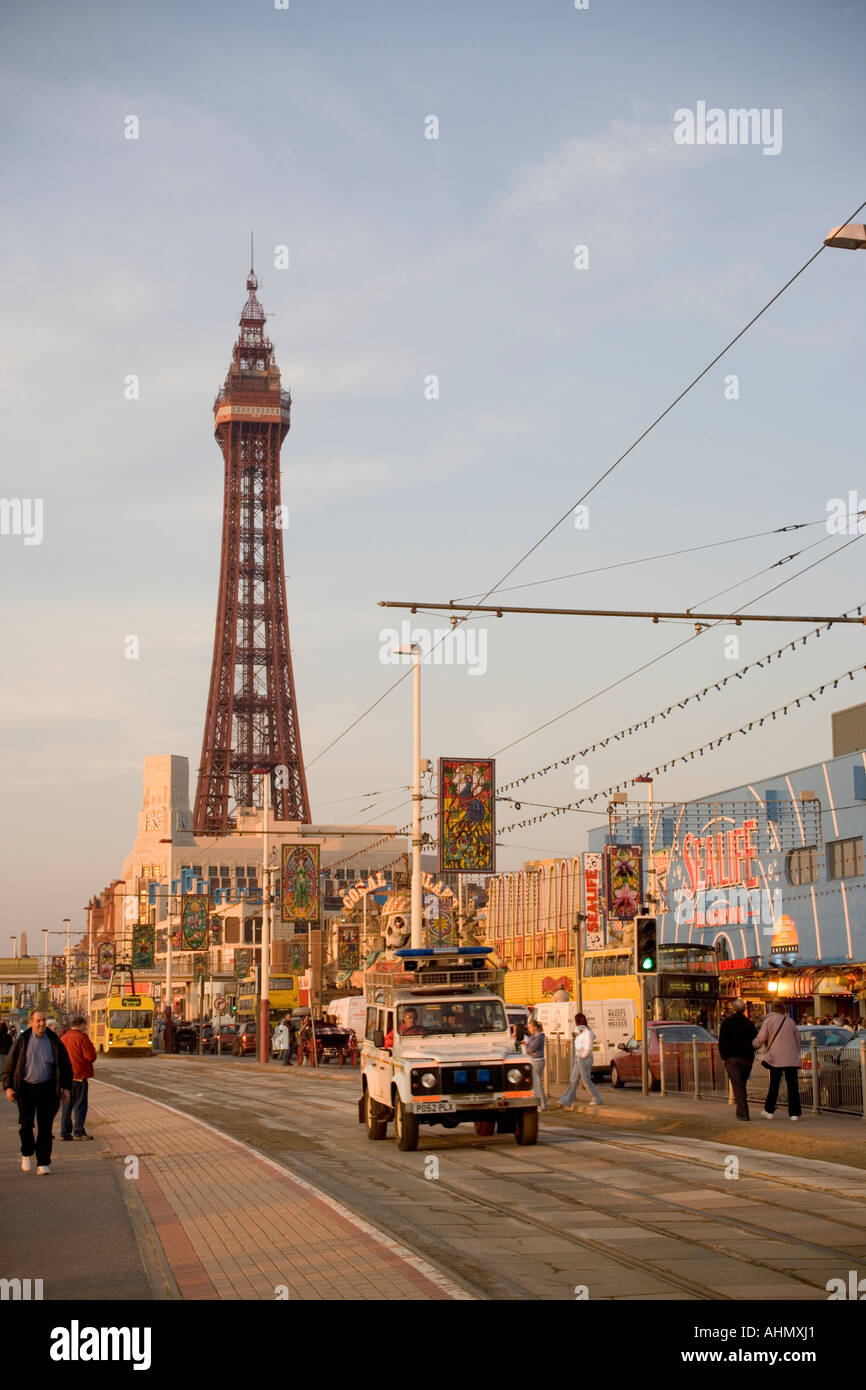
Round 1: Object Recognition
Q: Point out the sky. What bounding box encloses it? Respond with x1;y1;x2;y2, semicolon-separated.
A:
1;0;865;950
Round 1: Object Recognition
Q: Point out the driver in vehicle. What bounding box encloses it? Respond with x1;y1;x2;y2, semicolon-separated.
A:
398;1007;424;1036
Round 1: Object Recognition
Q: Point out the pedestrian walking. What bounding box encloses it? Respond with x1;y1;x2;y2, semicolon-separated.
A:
273;1017;292;1066
59;1014;97;1140
524;1019;548;1111
2;1008;73;1174
753;1002;802;1120
718;999;757;1120
553;1012;603;1108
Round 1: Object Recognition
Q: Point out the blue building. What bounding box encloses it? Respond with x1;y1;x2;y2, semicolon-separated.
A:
588;713;866;1021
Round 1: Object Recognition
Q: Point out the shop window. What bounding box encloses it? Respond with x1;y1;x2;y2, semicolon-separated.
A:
765;789;781;823
615;954;630;975
786;846;819;885
224;918;240;945
854;767;866;801
827;837;864;880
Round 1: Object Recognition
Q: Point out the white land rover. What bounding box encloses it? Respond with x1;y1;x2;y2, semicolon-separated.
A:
358;946;539;1151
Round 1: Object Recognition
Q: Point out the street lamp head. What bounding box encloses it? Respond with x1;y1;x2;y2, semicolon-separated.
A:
394;643;422;655
824;223;866;250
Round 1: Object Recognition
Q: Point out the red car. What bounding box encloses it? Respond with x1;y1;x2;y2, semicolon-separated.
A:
608;1021;716;1091
232;1021;258;1056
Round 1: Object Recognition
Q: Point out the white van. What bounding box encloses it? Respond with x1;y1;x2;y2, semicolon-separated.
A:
535;999;636;1074
329;995;366;1036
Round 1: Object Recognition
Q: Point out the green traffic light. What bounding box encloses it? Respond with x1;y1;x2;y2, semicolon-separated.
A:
641;956;654;970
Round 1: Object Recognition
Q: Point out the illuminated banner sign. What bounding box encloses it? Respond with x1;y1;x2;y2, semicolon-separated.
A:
719;957;755;972
281;844;320;923
605;845;643;920
683;820;759;894
338;921;360;972
770;914;800;955
438;757;496;874
132;922;155;969
582;853;605;950
181;893;209;950
97;941;115;981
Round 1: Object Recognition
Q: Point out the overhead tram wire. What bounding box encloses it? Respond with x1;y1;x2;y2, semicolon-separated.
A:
493;530;865;758
451;515;827;602
309;195;866;772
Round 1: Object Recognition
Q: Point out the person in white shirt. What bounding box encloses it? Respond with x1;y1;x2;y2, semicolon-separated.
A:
552;1012;603;1108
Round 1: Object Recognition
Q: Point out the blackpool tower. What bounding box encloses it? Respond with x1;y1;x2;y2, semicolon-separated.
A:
194;265;311;833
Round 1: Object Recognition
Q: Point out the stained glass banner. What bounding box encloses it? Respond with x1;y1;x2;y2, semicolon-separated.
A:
438;757;496;874
605;845;643;921
281;844;320;923
132;922;155;969
181;893;209;949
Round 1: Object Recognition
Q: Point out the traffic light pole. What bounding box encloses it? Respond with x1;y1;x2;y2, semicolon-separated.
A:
639;974;649;1095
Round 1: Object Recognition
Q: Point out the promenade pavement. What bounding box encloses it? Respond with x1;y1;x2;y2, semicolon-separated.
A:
0;1078;467;1302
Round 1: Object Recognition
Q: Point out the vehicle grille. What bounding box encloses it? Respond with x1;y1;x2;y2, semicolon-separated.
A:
440;1064;504;1094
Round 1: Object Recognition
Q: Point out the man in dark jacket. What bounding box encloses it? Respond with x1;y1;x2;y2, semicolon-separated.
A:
718;999;757;1121
2;1008;73;1173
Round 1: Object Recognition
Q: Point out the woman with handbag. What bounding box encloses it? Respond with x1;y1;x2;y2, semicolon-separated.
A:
753;1001;802;1120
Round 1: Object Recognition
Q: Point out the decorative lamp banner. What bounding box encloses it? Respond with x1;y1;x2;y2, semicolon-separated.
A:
50;956;66;986
97;941;115;982
582;852;605;950
181;893;209;950
605;845;643;921
234;949;251;980
281;844;320;922
132;922;155;970
337;921;360;972
427;913;456;947
438;757;496;874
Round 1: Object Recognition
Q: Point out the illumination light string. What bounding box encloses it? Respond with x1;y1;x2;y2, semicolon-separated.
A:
498;663;866;833
498;602;865;794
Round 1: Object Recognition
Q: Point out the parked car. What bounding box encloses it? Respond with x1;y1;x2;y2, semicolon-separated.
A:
816;1030;866;1111
609;1021;716;1091
204;1023;237;1054
175;1021;199;1053
232;1020;258;1055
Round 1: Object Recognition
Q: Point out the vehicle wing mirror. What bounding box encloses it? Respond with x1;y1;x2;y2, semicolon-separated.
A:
373;1028;385;1049
618;1042;629;1051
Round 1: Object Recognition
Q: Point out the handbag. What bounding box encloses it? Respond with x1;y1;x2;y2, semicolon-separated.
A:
758;1015;784;1070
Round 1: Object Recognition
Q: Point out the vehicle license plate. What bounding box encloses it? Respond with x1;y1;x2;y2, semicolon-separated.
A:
415;1101;457;1114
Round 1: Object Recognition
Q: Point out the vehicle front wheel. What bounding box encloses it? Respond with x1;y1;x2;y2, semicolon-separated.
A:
474;1120;496;1136
394;1095;419;1151
609;1063;625;1088
365;1089;387;1141
514;1107;539;1146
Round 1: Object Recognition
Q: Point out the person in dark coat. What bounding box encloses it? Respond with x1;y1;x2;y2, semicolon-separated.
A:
2;1008;73;1172
718;999;757;1121
0;1021;11;1057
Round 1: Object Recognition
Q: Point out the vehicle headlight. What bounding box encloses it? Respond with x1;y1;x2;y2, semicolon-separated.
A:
507;1067;524;1085
421;1072;437;1089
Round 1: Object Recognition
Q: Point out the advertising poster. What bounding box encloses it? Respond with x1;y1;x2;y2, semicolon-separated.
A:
438;757;496;874
582;852;605;950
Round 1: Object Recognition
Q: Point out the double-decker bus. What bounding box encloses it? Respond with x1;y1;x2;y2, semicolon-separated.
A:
581;943;719;1032
89;991;155;1056
236;975;299;1023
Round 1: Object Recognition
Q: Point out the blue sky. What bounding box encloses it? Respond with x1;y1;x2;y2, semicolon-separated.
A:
1;0;865;947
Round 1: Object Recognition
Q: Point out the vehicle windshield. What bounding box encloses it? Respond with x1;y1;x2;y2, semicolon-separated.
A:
396;1000;507;1036
108;1010;153;1029
654;1025;714;1042
799;1026;850;1046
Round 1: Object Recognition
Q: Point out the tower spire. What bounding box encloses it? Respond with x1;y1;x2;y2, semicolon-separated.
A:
194;266;310;833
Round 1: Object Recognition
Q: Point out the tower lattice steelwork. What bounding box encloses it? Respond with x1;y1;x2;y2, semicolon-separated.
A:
194;266;310;833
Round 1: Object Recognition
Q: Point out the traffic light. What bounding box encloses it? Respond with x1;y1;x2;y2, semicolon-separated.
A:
636;916;658;974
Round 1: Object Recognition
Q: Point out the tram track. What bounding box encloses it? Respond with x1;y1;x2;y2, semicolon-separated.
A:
95;1061;859;1301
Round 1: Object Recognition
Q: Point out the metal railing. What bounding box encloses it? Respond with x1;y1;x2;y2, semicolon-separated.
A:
543;1037;866;1117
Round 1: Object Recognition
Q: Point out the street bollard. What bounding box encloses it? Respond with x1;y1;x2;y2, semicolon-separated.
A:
811;1041;820;1113
692;1037;700;1100
659;1037;666;1096
861;1040;866;1123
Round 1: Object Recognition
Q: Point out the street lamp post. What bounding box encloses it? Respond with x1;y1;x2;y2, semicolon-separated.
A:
396;644;423;949
252;769;272;1065
9;936;16;1012
159;838;174;1049
63;918;71;1015
42;929;49;1003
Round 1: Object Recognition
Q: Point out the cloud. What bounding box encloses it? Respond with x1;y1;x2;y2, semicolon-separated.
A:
502;119;685;217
